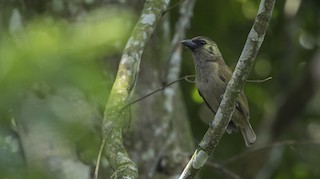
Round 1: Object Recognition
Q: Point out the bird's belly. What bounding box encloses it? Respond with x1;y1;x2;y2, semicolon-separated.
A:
196;78;225;111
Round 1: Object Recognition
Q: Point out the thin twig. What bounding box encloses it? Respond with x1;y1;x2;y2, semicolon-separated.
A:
94;138;107;179
123;74;272;110
122;75;195;109
184;75;196;83
247;77;272;83
123;75;272;110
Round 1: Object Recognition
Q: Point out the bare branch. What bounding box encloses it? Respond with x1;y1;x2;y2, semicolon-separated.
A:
179;0;276;178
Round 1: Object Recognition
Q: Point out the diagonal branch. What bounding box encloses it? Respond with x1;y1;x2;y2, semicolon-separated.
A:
179;0;276;178
100;0;170;178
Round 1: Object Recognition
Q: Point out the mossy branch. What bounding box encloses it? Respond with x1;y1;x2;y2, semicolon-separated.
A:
179;0;276;178
99;0;170;178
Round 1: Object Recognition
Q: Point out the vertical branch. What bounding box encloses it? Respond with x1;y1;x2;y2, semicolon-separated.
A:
101;0;170;178
150;0;196;176
166;0;196;80
179;0;276;178
163;0;196;127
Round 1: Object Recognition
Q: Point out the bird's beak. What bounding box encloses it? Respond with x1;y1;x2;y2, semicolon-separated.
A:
181;39;198;51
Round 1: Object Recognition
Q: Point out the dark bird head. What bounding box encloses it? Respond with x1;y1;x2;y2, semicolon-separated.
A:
181;36;223;63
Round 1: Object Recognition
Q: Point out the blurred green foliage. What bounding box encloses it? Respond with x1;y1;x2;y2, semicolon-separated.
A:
0;6;134;178
0;7;133;113
0;0;320;178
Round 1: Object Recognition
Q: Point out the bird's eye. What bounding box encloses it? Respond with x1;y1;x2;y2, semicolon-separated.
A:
198;40;207;45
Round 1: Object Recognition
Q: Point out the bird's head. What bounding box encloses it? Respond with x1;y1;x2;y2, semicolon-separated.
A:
181;36;223;62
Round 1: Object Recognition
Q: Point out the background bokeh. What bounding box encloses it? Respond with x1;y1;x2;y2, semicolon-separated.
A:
1;0;320;178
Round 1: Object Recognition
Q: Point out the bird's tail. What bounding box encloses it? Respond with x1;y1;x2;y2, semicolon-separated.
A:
240;123;256;147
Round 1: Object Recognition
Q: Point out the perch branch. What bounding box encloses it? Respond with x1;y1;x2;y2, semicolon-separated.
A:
179;0;276;178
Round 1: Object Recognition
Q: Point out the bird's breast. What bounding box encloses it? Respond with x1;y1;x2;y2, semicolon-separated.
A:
195;63;226;95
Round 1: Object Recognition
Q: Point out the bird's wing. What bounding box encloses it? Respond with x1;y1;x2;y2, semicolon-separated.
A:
219;64;232;82
220;66;250;118
198;90;216;114
238;92;250;118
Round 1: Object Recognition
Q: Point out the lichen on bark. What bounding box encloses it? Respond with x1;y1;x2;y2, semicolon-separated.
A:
101;0;171;178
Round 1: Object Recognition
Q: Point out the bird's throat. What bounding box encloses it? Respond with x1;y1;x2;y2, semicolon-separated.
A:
194;60;219;83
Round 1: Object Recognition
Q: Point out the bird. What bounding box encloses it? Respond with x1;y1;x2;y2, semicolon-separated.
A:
181;36;256;147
